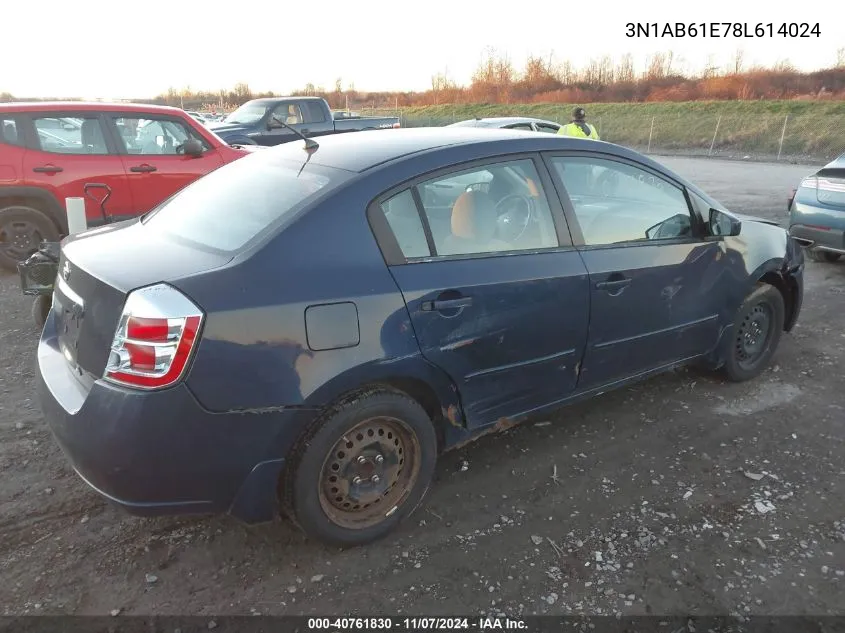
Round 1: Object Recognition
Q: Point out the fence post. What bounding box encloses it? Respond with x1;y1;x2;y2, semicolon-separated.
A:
709;115;722;156
777;115;789;161
647;116;655;153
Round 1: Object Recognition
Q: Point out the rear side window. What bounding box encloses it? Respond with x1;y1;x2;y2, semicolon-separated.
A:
0;117;23;146
381;190;430;258
303;102;327;124
33;116;110;154
143;152;352;252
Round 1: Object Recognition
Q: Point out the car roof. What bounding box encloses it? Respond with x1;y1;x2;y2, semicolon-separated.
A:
262;127;601;173
243;96;326;105
0;101;186;115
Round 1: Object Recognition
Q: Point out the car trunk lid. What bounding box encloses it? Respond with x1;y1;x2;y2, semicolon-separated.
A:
54;220;232;379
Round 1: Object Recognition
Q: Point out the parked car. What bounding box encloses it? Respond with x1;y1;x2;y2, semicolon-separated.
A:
448;116;562;134
185;110;212;126
787;151;845;263
208;96;400;147
37;129;804;547
0;101;259;271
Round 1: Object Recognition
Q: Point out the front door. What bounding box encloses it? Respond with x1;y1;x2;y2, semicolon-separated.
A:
377;156;591;428
259;101;310;146
108;114;225;214
545;153;723;390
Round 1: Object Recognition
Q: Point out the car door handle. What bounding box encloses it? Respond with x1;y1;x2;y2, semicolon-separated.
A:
130;164;157;173
421;297;473;311
33;165;63;173
596;278;632;290
301;128;310;135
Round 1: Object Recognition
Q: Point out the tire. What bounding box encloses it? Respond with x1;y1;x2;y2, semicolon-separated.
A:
32;294;52;329
0;206;60;272
810;249;842;263
281;387;438;547
722;283;785;383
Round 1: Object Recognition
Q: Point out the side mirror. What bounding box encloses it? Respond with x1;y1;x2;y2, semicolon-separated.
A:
181;138;204;157
267;117;283;130
709;208;741;237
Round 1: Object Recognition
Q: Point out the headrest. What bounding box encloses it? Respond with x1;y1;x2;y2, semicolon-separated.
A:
451;190;497;242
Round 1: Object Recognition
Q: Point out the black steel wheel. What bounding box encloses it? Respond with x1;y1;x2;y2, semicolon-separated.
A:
0;206;59;272
318;416;420;530
282;387;437;547
723;283;785;382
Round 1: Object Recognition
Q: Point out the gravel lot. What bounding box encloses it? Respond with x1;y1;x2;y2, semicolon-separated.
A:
1;156;843;617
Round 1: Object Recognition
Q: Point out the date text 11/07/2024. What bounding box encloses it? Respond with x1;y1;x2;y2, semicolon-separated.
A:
625;22;821;38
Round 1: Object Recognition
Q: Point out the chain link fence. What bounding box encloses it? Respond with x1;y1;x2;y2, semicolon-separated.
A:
375;108;845;165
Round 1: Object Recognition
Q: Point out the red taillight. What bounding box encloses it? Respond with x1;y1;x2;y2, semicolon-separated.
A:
392;122;401;129
104;284;204;390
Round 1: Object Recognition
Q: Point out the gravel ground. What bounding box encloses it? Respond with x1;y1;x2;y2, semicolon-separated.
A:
1;157;843;617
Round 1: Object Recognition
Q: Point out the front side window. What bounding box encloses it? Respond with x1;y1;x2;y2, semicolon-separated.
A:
550;156;693;246
33;116;108;154
113;116;210;155
412;158;559;257
271;103;304;125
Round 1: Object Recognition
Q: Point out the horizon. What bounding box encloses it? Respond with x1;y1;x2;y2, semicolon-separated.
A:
3;0;843;99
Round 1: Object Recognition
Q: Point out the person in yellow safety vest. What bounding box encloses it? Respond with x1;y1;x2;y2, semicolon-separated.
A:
557;107;600;140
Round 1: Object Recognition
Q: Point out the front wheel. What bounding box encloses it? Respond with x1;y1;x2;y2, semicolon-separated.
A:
281;388;438;547
722;283;785;382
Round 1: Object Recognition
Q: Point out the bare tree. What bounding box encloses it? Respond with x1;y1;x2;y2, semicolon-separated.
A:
733;49;745;75
616;54;635;83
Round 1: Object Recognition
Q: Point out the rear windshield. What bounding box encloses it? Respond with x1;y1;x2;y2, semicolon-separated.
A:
143;152;352;252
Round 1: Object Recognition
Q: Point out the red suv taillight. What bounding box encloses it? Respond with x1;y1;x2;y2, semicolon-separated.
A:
104;283;204;390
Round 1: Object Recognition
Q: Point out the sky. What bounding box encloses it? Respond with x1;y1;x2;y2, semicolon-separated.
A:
2;0;842;99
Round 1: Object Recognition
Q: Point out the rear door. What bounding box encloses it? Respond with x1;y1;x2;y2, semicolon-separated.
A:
23;112;134;224
543;152;724;390
299;100;335;138
106;113;226;214
369;155;590;428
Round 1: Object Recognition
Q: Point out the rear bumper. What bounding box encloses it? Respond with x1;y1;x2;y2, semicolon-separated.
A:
36;311;317;523
789;223;845;254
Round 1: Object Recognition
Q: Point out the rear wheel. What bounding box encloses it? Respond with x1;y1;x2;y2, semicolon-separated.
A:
0;206;60;272
281;388;437;547
722;283;785;382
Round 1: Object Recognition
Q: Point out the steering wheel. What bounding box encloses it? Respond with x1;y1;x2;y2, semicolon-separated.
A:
494;194;533;243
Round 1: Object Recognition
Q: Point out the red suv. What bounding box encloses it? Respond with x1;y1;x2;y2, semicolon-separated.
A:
0;101;256;271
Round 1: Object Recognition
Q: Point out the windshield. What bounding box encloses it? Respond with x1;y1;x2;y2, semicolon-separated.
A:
224;102;269;124
143;153;353;252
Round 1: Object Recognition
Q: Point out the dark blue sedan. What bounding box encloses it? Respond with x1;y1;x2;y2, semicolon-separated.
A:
37;128;804;546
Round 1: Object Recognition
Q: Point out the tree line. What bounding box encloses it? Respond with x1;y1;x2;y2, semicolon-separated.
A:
3;48;844;112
